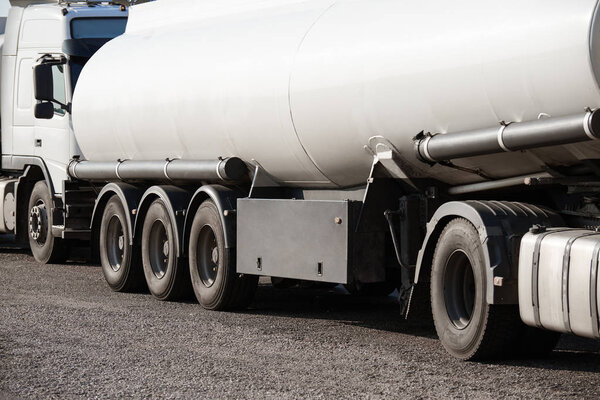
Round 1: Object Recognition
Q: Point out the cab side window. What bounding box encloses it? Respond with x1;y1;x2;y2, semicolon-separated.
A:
51;64;66;116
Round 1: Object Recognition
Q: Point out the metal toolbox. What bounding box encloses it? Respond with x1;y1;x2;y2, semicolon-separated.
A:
236;198;352;284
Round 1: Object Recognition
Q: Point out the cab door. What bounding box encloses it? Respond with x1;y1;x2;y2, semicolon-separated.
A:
33;58;72;195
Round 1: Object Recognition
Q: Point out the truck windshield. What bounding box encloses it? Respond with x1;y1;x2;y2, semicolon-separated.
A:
67;17;127;92
71;17;127;39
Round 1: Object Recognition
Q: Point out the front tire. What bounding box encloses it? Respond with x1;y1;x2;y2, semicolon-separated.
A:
28;181;67;264
141;198;191;300
188;199;258;310
99;195;145;292
431;218;520;360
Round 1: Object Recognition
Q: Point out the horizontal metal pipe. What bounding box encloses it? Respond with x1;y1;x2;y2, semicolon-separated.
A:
68;157;248;182
447;172;552;195
417;110;600;163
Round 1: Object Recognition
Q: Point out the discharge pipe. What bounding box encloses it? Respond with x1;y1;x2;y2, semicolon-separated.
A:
68;157;248;182
416;109;600;163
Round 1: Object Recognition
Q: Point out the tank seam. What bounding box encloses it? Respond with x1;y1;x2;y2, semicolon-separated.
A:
287;1;340;187
588;0;600;95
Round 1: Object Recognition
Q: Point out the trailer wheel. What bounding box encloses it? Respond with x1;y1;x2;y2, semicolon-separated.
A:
188;199;258;310
431;218;520;360
28;181;67;264
141;198;190;300
99;196;145;292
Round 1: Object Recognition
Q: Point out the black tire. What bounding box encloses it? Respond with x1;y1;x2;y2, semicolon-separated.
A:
141;198;191;300
99;195;145;292
431;218;521;360
188;199;258;310
28;181;68;264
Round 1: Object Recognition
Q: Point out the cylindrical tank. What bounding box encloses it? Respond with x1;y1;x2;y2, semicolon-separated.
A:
72;0;600;188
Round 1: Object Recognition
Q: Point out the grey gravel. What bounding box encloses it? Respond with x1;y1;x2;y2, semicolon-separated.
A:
1;247;600;399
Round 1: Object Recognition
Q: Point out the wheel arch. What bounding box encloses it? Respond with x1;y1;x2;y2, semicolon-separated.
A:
183;185;245;251
11;157;55;194
90;183;144;248
414;201;563;305
133;185;192;258
15;164;54;243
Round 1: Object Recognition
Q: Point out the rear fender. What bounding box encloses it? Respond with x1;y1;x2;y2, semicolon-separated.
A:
414;201;562;304
133;185;192;258
183;185;246;251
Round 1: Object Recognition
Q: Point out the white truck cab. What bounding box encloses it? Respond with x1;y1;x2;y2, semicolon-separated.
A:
1;0;128;195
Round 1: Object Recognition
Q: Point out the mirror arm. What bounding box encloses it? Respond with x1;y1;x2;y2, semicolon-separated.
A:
54;101;71;113
36;54;67;66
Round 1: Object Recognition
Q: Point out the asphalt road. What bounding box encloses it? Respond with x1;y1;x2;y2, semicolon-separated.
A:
1;246;600;399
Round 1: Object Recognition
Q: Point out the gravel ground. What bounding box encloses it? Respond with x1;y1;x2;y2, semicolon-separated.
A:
1;247;600;399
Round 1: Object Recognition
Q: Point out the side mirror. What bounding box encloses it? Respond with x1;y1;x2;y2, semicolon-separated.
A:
35;102;54;119
33;64;54;101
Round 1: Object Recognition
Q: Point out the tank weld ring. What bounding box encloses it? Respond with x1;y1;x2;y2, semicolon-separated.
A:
420;135;436;163
583;110;597;140
115;159;128;181
497;122;512;152
216;158;226;181
164;158;178;181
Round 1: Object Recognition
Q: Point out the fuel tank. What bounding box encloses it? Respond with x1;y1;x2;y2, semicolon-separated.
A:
72;0;600;188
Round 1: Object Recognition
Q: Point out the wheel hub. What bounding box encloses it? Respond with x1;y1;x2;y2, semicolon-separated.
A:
148;220;170;279
29;203;47;245
444;250;476;330
106;215;126;272
211;246;219;264
197;225;219;288
163;240;170;258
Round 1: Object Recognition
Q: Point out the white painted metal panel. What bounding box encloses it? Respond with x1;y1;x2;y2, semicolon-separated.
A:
518;235;536;327
73;0;600;188
519;229;600;338
537;233;575;332
569;237;598;338
73;0;334;185
290;0;600;186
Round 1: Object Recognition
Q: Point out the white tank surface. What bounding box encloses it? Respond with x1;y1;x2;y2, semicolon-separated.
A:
73;0;600;188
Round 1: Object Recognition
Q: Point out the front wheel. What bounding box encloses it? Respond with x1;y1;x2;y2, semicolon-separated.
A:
28;181;67;264
188;199;258;310
431;218;521;360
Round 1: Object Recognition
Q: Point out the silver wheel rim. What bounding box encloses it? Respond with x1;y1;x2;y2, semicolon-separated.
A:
148;220;169;279
106;215;125;272
196;225;218;288
443;250;476;330
29;200;48;246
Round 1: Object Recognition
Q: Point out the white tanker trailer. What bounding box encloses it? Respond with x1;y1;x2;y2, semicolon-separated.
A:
4;0;600;360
